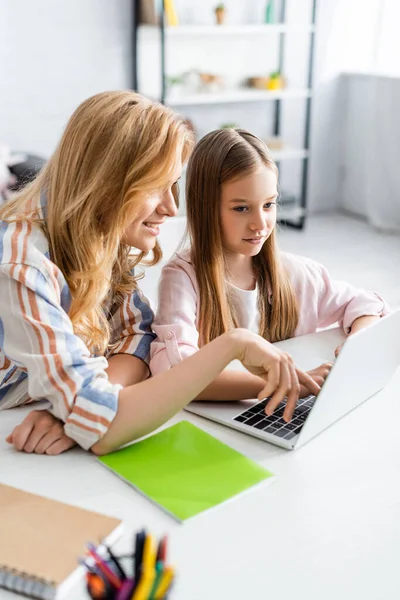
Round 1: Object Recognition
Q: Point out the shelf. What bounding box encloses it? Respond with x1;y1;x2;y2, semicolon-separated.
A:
271;148;309;161
277;205;306;221
166;88;312;106
140;24;316;37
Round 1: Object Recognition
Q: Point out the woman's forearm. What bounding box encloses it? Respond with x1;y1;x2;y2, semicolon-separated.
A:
195;370;265;401
91;331;241;454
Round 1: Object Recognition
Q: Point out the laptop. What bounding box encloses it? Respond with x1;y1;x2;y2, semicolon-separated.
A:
185;310;400;450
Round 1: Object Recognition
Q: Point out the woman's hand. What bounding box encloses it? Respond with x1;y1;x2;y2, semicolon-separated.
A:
5;409;76;455
233;329;321;422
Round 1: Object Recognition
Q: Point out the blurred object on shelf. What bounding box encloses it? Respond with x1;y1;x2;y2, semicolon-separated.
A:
214;3;226;25
266;71;286;90
166;74;186;99
264;0;275;23
139;0;160;25
265;136;285;150
245;73;286;90
167;70;226;97
246;76;270;89
221;122;239;129
164;0;179;26
199;72;225;93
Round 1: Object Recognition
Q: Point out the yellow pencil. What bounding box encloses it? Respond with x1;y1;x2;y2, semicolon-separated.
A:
154;566;175;599
132;570;156;600
132;535;156;600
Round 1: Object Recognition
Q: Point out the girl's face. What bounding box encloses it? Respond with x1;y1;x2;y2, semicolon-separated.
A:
122;164;182;252
220;165;278;258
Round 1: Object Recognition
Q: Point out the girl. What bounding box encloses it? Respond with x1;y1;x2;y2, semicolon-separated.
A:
150;128;388;421
1;94;319;456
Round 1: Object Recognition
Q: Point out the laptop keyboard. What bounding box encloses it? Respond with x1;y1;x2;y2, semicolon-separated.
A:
232;395;316;440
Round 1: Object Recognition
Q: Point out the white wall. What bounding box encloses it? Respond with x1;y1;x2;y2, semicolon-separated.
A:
339;73;400;231
0;0;132;157
308;0;382;212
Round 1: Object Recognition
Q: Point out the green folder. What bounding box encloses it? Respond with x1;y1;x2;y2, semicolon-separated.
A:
98;420;274;521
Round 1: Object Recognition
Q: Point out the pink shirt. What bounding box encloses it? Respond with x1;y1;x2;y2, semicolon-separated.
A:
150;249;388;375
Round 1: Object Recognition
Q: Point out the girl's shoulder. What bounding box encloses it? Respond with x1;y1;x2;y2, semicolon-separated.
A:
280;251;326;284
161;248;199;293
163;248;194;271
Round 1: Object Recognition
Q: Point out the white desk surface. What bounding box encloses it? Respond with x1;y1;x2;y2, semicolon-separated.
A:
1;328;400;600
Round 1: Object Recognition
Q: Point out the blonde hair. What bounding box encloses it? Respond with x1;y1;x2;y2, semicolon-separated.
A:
186;128;299;345
0;91;194;354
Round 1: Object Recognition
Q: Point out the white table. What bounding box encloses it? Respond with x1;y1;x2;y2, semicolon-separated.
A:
1;328;400;600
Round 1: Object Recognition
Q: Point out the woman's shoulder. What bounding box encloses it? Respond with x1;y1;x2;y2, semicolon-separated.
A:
0;219;53;273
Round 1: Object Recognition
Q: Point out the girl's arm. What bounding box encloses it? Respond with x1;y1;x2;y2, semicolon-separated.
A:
334;314;380;356
91;328;321;455
315;262;388;331
287;254;388;335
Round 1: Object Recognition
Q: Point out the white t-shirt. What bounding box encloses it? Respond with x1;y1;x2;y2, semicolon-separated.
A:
228;282;260;334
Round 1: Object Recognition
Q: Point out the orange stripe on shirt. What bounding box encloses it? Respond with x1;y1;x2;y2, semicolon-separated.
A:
22;221;32;262
115;334;135;354
17;265;109;428
14;264;71;413
0;355;11;371
20;225;78;406
10;221;23;263
119;296;136;337
72;405;111;428
66;417;106;435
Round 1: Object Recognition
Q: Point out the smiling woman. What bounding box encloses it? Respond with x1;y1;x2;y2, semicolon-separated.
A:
0;93;321;456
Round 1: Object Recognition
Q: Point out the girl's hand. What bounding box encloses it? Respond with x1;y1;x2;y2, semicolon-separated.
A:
301;362;333;396
335;342;344;357
5;409;76;455
233;329;321;422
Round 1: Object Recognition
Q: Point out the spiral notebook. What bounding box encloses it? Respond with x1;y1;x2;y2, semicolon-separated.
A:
0;484;123;600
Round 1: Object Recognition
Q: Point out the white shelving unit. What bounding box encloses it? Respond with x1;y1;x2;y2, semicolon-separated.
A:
140;23;315;37
133;0;317;228
166;88;312;106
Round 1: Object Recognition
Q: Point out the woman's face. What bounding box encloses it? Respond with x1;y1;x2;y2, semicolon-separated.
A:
123;163;182;252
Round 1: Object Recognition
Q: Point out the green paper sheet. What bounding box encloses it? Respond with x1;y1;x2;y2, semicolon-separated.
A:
98;420;274;521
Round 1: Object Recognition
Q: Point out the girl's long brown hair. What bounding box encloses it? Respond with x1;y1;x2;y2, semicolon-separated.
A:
0;91;194;354
186;128;298;345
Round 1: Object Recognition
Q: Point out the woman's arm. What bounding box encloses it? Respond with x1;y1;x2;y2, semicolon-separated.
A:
196;370;265;400
92;329;321;455
106;354;149;387
107;287;155;371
